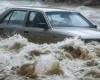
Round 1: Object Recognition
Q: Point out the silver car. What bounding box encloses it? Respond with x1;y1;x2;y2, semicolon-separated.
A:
0;7;99;43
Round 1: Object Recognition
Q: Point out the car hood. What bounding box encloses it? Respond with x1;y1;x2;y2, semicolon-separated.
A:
53;27;100;39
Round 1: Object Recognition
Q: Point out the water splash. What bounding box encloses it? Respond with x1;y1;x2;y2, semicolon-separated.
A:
0;1;100;80
0;34;100;80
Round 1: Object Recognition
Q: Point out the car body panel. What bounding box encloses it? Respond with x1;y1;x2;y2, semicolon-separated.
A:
0;7;99;43
53;27;100;39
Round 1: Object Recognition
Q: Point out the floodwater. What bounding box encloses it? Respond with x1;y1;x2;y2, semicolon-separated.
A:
0;0;100;80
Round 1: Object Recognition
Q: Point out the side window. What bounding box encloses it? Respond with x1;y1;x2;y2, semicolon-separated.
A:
2;12;13;24
27;11;48;28
2;10;27;25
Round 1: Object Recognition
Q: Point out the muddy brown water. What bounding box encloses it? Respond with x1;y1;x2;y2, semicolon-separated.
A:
0;1;100;80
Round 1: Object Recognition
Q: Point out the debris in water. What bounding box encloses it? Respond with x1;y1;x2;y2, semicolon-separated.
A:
18;62;37;78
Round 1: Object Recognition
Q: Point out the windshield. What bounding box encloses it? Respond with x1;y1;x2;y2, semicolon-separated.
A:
46;11;91;27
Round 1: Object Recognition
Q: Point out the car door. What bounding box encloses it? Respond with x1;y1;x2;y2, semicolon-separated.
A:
0;10;27;37
23;11;59;43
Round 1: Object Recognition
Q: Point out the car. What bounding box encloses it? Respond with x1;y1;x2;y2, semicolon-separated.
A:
0;7;100;43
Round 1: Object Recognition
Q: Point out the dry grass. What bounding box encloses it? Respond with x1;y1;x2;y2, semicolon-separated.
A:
46;62;63;75
18;62;37;78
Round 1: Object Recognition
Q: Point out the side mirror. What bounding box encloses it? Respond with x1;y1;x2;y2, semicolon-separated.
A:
94;25;98;28
38;22;48;30
94;25;97;28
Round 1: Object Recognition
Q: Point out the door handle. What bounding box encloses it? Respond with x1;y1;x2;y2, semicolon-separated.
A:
24;31;29;34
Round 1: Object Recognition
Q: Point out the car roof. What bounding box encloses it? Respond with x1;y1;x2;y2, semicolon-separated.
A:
10;7;78;13
32;7;67;12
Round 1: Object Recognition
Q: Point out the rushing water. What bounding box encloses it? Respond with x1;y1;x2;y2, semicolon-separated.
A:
0;0;100;80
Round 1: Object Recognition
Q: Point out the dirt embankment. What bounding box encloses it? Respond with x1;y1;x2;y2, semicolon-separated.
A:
43;0;100;6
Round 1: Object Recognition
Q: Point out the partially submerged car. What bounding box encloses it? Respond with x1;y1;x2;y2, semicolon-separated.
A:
0;7;99;43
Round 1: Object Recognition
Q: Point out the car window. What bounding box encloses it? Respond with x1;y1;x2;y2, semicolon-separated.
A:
2;12;13;24
46;11;90;27
27;11;48;29
2;10;27;25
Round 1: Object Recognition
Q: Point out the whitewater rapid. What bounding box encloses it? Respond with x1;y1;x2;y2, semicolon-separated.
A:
0;0;100;80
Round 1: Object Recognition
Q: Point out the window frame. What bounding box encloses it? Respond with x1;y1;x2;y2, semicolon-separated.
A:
25;10;50;29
